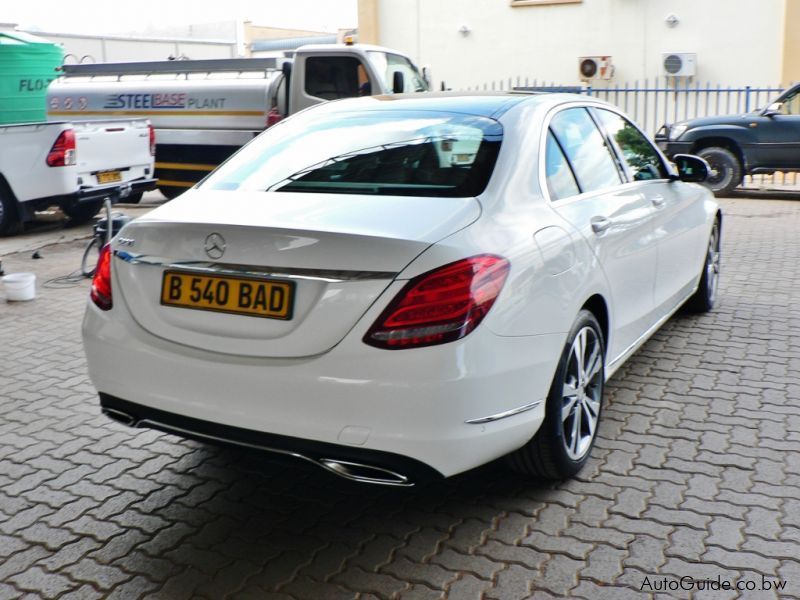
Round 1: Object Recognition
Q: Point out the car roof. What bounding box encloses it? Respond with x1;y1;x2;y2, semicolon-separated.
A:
310;91;561;120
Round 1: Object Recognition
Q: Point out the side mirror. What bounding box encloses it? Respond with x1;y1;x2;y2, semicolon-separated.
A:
392;71;405;94
281;61;292;78
762;102;782;117
671;154;709;183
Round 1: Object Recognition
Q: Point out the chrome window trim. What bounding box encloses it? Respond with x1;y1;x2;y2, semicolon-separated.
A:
539;100;671;206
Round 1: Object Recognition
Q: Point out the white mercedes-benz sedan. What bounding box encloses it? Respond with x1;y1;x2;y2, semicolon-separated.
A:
83;93;720;486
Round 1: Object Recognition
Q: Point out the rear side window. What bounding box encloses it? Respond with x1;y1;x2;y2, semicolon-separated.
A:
201;110;503;198
545;131;580;200
549;108;622;193
305;57;364;100
594;109;668;181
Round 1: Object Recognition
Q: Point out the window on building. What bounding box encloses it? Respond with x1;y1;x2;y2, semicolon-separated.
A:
510;0;582;7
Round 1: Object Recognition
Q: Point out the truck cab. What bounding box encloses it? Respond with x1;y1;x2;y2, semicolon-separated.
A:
288;43;429;114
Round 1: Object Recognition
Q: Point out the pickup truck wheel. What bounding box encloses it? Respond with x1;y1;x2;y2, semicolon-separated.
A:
697;147;742;197
507;310;605;479
0;185;22;236
63;199;103;225
158;186;183;200
121;191;143;204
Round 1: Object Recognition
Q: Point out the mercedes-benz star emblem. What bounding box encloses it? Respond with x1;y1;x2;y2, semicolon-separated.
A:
204;233;226;259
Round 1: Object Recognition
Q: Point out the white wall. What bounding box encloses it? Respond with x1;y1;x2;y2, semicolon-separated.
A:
374;0;786;89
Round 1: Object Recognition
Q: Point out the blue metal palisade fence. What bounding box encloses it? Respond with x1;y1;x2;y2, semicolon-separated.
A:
465;77;785;136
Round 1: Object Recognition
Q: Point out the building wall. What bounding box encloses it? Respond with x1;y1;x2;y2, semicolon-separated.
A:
363;0;791;89
244;24;330;41
783;0;800;84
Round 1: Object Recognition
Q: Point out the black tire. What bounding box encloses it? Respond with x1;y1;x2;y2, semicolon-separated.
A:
121;191;143;204
697;147;742;197
508;310;605;479
62;199;103;225
684;219;721;313
158;186;183;200
81;237;100;278
0;182;22;236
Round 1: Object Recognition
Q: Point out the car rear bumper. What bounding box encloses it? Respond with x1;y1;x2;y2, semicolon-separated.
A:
99;392;443;486
74;177;158;203
82;300;564;481
17;177;158;220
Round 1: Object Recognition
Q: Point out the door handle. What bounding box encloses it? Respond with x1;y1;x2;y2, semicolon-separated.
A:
590;216;612;234
651;195;666;208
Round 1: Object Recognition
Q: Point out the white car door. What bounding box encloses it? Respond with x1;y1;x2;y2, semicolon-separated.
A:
544;107;658;362
593;108;708;316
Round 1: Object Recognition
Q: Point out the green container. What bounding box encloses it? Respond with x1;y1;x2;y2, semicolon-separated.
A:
0;31;63;125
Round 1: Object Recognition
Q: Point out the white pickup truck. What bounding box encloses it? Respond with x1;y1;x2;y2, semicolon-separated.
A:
0;118;156;235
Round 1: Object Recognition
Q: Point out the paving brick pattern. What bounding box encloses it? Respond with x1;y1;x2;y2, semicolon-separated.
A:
1;197;798;599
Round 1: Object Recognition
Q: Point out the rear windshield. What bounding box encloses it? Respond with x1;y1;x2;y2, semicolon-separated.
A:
200;110;503;197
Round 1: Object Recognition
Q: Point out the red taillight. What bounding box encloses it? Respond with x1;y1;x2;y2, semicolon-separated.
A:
148;124;156;156
266;107;283;128
90;244;113;310
46;129;76;167
364;254;510;349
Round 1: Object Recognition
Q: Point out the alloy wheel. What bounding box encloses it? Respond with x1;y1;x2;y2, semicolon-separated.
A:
706;224;721;303
561;326;603;460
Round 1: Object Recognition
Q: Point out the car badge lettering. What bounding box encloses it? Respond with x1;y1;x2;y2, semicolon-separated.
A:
204;233;226;259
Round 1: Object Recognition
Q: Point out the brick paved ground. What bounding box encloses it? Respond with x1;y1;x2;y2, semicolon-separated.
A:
0;197;798;599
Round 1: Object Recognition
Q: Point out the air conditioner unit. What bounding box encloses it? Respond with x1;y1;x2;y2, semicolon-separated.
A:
578;56;614;81
662;52;696;77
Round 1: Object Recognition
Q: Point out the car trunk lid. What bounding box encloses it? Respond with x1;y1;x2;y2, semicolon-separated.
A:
112;190;480;358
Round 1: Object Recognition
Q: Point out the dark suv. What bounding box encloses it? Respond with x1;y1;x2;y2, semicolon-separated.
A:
655;84;800;196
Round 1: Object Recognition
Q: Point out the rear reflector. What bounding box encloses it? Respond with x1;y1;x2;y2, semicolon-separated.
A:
266;107;284;128
148;124;156;156
46;129;76;167
364;254;510;349
90;244;113;310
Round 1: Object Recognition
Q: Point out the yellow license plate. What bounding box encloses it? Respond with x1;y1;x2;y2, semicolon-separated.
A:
160;271;295;320
97;170;122;184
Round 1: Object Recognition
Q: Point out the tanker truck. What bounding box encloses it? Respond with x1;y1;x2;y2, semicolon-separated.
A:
47;42;430;199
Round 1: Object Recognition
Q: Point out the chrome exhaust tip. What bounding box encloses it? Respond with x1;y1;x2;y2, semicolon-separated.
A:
318;458;414;487
102;407;137;427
